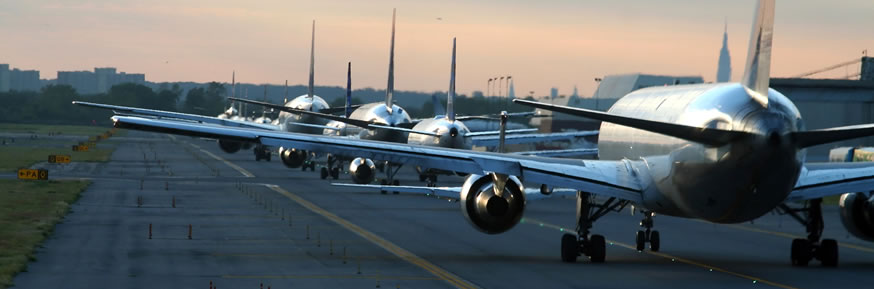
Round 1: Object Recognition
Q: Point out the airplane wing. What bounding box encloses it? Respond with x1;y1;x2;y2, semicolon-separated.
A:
471;130;599;147
74;101;280;131
333;183;578;201
513;147;599;158
111;115;644;203
786;162;874;202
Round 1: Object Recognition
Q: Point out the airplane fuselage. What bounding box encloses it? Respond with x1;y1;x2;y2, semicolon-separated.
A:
408;117;472;149
343;103;412;143
599;83;805;223
278;95;331;134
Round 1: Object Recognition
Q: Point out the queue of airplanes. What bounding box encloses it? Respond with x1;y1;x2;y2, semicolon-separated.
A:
74;0;874;268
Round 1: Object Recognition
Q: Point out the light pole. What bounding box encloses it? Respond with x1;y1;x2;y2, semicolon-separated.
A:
487;78;493;97
498;76;505;98
492;76;499;97
505;75;512;98
594;78;602;110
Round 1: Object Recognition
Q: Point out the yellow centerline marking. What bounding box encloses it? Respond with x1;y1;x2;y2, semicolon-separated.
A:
188;142;255;178
522;217;798;289
267;185;479;289
712;221;874;254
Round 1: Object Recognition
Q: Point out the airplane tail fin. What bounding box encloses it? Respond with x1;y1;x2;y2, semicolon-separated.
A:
384;9;396;114
308;20;316;99
432;94;445;116
284;80;288;104
740;0;775;106
446;37;456;122
346;62;353;118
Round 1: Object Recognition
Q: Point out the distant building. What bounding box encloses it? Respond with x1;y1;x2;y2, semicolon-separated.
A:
508;80;515;99
716;23;732;82
57;67;145;94
550;87;559;100
862;56;874;81
0;64;41;92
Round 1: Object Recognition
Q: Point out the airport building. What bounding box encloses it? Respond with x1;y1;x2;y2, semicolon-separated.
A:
57;67;145;94
0;64;41;92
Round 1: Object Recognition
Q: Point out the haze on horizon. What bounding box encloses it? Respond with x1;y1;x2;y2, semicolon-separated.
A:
1;0;872;98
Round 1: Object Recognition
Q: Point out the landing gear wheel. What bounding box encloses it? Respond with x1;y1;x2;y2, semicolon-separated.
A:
561;234;579;263
419;174;427;182
301;165;307;172
819;239;838;267
791;238;811;267
265;153;271;162
589;235;606;263
380;179;388;194
649;230;660;252
635;230;646;251
392;179;400;194
330;167;340;179
320;167;328;179
310;163;316;171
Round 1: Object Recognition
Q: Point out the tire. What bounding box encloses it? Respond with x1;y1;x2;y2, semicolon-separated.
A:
636;230;646;251
561;234;578;263
309;163;316;172
320;167;328;180
331;167;340;179
819;239;838;267
589;235;606;263
419;174;427;182
791;238;811;266
380;179;388;194
301;165;307;172
392;180;400;194
649;230;660;252
265;154;271;162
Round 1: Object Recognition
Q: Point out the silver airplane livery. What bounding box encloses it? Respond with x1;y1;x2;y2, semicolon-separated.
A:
101;0;874;267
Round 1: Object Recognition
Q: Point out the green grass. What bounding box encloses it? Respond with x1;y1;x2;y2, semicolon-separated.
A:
0;123;118;136
0;123;121;172
0;179;90;288
0;147;114;172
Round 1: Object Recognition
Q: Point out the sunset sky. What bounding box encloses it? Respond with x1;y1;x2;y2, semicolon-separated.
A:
1;0;872;97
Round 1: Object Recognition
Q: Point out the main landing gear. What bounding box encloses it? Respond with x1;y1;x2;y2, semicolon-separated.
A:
561;191;630;263
636;211;660;252
320;155;341;180
254;145;272;162
419;174;438;187
379;162;402;194
777;198;838;267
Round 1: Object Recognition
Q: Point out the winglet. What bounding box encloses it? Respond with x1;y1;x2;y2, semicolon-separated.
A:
741;0;775;106
446;37;456;122
385;9;396;114
284;80;288;104
308;20;316;99
346;62;353;118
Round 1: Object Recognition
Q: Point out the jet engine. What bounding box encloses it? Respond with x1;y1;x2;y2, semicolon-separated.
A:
279;147;307;168
217;140;243;154
839;192;874;241
349;157;376;184
460;174;526;234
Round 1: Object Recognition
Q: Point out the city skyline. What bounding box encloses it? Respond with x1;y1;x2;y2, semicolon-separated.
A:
1;0;872;97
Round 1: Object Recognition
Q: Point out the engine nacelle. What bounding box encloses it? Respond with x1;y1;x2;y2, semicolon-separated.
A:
839;192;874;241
217;140;243;154
349;157;376;184
460;174;525;234
279;147;307;168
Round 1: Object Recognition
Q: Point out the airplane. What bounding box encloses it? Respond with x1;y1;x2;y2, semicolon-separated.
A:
236;37;598;188
75;20;349;165
98;0;874;267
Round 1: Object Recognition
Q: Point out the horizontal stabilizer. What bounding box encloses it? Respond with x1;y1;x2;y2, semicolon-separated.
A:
513;99;751;147
228;97;358;115
791;123;874;148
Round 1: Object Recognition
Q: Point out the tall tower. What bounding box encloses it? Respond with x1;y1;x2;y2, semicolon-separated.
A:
716;21;732;82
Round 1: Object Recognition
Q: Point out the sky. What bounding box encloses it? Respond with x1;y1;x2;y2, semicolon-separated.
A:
1;0;872;97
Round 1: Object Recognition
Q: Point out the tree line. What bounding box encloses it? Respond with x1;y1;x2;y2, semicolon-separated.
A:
0;82;535;126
